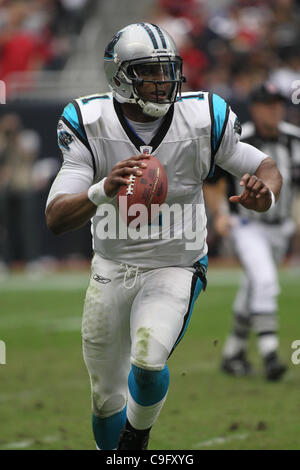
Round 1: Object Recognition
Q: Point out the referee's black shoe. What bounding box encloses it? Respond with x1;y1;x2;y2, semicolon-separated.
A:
221;351;253;376
264;352;287;381
118;423;150;450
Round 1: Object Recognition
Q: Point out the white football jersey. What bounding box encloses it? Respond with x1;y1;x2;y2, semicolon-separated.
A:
47;91;266;268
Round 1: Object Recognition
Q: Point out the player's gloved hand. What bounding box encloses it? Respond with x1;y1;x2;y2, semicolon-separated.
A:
229;174;275;212
104;154;150;198
88;154;150;206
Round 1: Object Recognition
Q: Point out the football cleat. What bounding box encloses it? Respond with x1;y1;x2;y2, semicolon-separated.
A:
221;351;253;376
264;352;287;381
117;428;150;450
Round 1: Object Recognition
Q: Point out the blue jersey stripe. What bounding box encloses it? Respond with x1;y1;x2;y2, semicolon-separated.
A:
81;95;110;104
211;93;228;153
62;103;86;141
207;93;230;178
179;94;204;101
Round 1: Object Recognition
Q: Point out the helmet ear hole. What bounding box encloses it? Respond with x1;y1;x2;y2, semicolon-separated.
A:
114;78;121;87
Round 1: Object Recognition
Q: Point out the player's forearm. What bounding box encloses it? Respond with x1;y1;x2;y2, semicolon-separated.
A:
46;192;97;235
203;178;228;216
255;157;282;201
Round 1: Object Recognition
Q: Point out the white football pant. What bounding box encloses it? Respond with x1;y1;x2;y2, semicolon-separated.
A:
231;217;294;316
82;253;203;418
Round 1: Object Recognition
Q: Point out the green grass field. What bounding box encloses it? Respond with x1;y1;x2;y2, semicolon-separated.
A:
0;267;299;450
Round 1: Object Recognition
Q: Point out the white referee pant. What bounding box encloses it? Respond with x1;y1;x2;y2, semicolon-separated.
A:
231;217;295;317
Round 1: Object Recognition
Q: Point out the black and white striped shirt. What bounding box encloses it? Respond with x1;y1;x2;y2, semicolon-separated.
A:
209;121;300;224
239;121;300;223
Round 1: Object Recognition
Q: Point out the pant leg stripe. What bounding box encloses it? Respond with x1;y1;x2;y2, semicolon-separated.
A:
168;274;203;358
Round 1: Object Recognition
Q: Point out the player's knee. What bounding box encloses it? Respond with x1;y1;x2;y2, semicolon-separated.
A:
250;280;279;313
131;328;170;370
92;392;126;419
253;279;279;300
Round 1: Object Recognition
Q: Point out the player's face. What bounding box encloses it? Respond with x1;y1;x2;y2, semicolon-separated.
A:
250;101;285;134
133;63;177;103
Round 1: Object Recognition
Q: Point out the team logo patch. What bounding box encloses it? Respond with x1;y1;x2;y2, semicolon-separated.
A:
93;274;111;284
58;130;73;150
104;31;123;60
234;117;242;136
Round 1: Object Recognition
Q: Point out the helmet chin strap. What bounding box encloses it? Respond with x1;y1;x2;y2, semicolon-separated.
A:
137;98;170;118
113;89;170;118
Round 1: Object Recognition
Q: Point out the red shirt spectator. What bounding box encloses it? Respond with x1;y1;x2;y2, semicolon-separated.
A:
0;30;52;94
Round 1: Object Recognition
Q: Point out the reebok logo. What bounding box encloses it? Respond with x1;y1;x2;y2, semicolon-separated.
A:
93;274;111;284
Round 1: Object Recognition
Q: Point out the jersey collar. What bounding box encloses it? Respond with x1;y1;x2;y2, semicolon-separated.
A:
113;98;174;153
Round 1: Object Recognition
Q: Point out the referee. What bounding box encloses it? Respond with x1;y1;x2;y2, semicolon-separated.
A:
205;83;300;380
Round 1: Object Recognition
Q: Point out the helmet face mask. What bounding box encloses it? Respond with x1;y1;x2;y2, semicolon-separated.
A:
104;23;185;117
127;59;183;104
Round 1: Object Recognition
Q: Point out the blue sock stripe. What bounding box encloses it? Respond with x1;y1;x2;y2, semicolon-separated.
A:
129;365;169;406
92;408;126;450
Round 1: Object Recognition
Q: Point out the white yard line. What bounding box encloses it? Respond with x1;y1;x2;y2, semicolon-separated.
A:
0;435;59;449
0;379;86;403
193;432;248;448
0;315;82;330
0;274;89;291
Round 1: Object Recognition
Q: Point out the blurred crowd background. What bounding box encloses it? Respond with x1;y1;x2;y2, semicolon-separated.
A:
0;0;299;275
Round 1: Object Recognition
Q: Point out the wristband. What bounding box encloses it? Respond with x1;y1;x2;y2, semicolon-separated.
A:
88;178;112;206
269;190;276;210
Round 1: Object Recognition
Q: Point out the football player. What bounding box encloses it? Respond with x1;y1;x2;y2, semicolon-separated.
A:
46;23;282;450
205;83;300;381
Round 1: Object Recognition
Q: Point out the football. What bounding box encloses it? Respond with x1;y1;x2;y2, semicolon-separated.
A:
117;155;168;226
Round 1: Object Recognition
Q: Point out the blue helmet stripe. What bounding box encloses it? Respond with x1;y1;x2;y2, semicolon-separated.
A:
139;22;159;49
151;24;167;48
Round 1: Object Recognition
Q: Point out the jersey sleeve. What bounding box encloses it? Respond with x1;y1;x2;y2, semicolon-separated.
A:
218;141;268;179
206;94;239;178
46;103;96;207
208;94;267;178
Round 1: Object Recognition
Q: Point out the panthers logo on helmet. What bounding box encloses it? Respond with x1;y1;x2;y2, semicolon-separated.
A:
104;31;123;60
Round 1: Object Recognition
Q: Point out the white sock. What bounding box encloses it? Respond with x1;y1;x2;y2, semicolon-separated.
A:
223;334;247;359
127;392;168;430
257;334;278;358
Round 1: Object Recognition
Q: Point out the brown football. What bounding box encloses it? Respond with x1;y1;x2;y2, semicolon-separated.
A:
117;155;168;226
